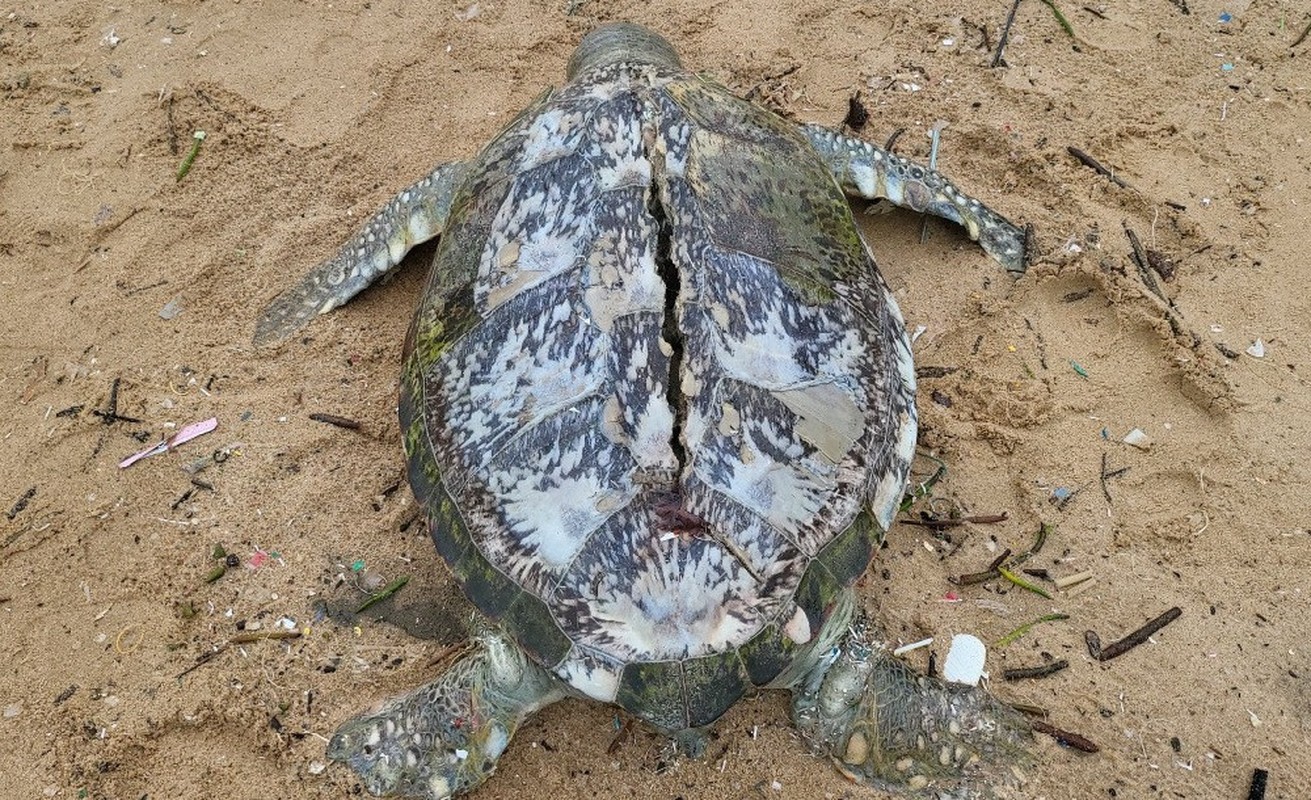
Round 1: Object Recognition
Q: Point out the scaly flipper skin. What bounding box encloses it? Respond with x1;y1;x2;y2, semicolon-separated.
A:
792;614;1029;796
327;630;565;800
253;161;468;345
799;124;1028;275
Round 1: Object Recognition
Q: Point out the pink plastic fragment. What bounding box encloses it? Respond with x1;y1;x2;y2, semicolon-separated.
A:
118;417;218;468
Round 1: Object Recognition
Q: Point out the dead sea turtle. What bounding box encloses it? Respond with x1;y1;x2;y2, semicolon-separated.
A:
256;22;1030;799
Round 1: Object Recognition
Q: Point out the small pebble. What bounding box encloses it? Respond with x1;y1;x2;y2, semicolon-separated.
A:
1122;428;1152;451
307;761;327;775
3;702;21;719
159;296;183;320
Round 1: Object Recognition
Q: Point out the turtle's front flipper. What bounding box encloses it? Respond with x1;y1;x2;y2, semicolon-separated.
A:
254;161;468;345
329;629;564;799
791;615;1030;795
800;124;1027;274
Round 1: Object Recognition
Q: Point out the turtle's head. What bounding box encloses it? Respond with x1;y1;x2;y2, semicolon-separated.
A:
566;22;682;80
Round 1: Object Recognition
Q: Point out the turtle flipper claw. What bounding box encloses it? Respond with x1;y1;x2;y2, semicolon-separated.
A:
799;123;1028;275
328;631;563;799
792;616;1031;796
328;696;506;800
254;161;467;345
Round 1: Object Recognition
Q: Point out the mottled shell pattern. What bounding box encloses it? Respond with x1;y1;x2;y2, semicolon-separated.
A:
400;29;916;733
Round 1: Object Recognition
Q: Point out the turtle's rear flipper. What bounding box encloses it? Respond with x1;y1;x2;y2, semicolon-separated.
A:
328;629;563;799
254;161;467;345
799;124;1027;275
790;615;1031;796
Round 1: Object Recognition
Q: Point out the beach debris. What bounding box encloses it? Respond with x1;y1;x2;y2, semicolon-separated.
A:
1085;606;1183;662
1247;767;1268;800
309;412;362;431
1003;659;1069;681
841;91;868;131
1122;428;1152;451
1053;570;1095;590
177;628;304;679
1069;360;1089;378
1064;577;1095;595
1030;719;1099;752
942;634;987;686
1067;146;1131;189
115;625;144;654
248;548;283;570
176;130;206;182
954;523;1050;588
118;417;218;468
1294;18;1311;48
892;637;933;656
1145;247;1176;282
998;565;1053;599
995;614;1070;648
1040;0;1075;37
1012;522;1051;565
307;761;327;776
6;486;36;520
991;0;1022;67
1100;452;1131;501
955;547;1011;586
1245;339;1265;358
905;511;1008;532
183;441;243;474
1215;342;1240;359
94;377;143;425
356;575;410;614
158;296;183;320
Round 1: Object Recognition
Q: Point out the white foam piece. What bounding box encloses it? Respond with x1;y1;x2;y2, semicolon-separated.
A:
943;634;987;686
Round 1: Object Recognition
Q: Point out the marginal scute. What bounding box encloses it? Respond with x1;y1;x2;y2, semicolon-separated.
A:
615;660;687;731
815;509;881;587
500;592;572;668
794;560;844;640
681;650;749;727
738;621;796;687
